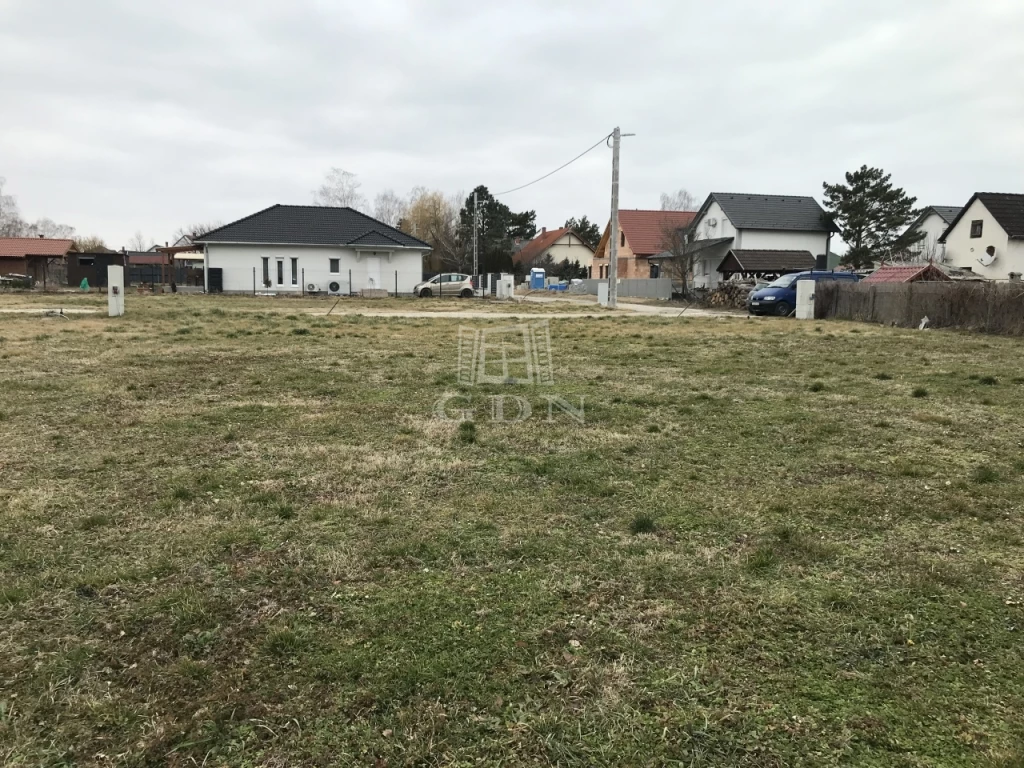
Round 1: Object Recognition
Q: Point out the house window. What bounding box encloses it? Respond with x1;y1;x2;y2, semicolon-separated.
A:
79;257;95;267
329;258;340;274
262;257;270;286
620;232;626;248
970;220;983;238
276;259;284;285
290;257;298;286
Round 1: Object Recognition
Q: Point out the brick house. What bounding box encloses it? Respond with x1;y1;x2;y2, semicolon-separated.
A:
591;210;697;279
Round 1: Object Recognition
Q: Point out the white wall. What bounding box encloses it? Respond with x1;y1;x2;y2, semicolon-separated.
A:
693;253;722;289
943;198;1020;279
735;229;829;254
907;212;950;263
205;243;426;294
691;201;736;241
542;233;594;268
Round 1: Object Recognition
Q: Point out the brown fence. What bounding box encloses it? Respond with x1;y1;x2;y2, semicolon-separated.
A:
815;281;1024;335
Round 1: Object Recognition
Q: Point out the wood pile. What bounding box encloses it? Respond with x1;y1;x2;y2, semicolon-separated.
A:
707;282;752;308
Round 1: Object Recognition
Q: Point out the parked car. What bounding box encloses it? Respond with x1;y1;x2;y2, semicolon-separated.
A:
414;273;473;298
748;271;860;316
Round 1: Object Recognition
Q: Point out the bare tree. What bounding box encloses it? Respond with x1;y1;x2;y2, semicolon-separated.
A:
313;167;367;211
172;221;224;245
373;189;407;227
73;235;109;252
401;187;465;270
0;176;24;236
0;177;76;239
657;221;699;297
22;217;75;240
660;189;698;212
128;230;153;251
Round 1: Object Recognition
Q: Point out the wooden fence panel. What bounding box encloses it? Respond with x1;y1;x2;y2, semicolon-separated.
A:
816;281;1024;335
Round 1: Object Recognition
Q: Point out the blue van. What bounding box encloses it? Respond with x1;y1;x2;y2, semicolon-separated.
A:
748;271;860;316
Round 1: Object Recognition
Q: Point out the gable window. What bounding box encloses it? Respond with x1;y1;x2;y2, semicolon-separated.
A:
970;220;983;238
290;257;298;285
262;257;270;286
620;232;626;248
329;258;340;274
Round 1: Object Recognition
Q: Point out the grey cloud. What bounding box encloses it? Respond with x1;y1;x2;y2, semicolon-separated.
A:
1;0;1022;247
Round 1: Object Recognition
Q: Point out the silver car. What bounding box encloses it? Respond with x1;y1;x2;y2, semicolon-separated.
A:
414;273;474;298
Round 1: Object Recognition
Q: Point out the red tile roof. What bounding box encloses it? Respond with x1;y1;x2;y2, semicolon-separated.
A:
513;227;576;266
862;264;951;284
0;237;74;259
618;210;697;256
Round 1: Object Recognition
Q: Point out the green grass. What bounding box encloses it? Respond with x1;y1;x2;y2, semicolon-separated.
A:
1;293;1023;766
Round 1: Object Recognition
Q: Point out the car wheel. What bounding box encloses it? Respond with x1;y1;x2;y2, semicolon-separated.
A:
460;288;473;298
774;302;791;317
419;288;433;298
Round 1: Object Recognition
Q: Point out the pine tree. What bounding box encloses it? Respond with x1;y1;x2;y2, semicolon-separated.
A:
823;165;923;269
563;216;602;249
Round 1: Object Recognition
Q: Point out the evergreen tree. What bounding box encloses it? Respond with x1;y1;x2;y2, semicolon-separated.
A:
458;186;536;273
823;165;923;269
563;216;602;249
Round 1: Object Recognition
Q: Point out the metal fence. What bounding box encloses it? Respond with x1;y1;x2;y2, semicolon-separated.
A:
574;278;673;300
816;281;1024;335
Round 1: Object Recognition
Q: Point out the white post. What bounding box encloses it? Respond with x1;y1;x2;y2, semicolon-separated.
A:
108;265;125;317
796;278;815;320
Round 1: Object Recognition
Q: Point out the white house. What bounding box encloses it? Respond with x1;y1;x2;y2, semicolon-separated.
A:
682;193;838;289
194;205;431;295
903;205;961;263
939;193;1024;280
513;227;595;273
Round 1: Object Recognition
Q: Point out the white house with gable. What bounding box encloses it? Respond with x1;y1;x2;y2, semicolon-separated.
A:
681;193;838;289
194;205;431;295
939;193;1024;280
903;205;961;263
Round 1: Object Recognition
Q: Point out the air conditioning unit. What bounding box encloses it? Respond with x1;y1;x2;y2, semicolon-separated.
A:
327;280;344;296
306;283;321;293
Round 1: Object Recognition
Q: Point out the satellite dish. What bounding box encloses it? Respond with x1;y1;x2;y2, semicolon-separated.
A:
978;246;997;267
707;217;718;227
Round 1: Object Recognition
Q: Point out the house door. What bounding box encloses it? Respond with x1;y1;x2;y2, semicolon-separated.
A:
364;256;381;290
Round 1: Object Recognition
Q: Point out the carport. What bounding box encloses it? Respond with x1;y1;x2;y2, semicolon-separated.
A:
716;249;815;280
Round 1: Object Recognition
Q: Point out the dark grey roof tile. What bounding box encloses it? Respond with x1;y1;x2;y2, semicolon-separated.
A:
702;193;836;233
196;205;430;249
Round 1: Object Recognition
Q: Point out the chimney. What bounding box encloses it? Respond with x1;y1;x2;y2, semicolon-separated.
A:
541;227;546;235
38;234;44;239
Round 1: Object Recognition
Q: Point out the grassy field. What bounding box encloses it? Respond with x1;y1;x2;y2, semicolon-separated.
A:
1;293;1023;766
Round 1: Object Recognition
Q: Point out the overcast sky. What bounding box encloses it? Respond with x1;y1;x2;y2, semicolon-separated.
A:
1;0;1022;248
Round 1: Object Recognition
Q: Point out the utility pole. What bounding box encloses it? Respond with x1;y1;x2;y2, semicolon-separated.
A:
607;127;621;308
606;127;634;309
472;191;480;280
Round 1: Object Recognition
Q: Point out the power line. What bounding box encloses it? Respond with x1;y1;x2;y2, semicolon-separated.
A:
495;132;613;196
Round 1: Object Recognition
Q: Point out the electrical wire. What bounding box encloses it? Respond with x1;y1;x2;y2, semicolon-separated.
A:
495;132;613;196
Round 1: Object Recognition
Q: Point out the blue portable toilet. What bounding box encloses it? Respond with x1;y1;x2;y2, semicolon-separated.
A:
530;267;546;290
